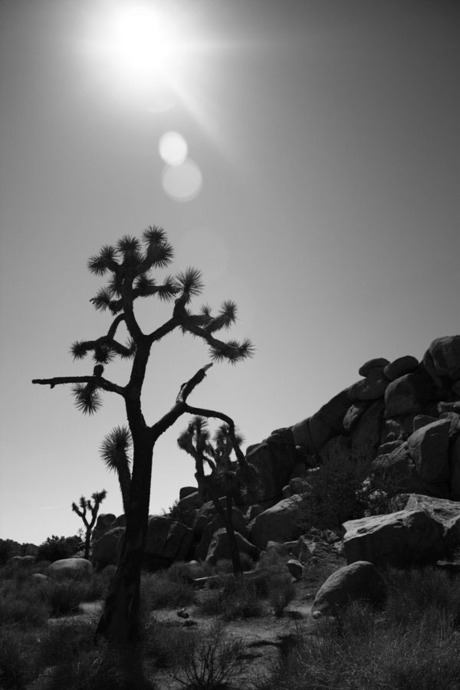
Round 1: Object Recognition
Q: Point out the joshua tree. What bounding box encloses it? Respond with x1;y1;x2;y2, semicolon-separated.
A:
71;490;107;560
178;417;245;575
32;227;254;663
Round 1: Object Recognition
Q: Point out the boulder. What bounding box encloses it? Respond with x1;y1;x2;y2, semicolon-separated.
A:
205;528;259;564
248;494;306;550
384;371;438;418
31;573;49;583
179;486;199;500
8;555;35;568
343;510;445;567
286;558;304;580
312;561;386;619
351;400;384;461
412;414;438;432
292;388;352;453
92;513;116;542
349;369;389;402
451;438;460;499
423;335;460;386
245;428;299;503
193;505;247;561
144;516;193;568
48;557;93;578
407;419;450;484
383;356;419;381
92;527;125;568
358;358;390;377
390;494;460;548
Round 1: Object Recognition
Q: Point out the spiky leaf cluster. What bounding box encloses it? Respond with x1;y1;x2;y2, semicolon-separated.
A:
87;227;178;314
208;338;255;364
72;383;102;415
100;425;132;473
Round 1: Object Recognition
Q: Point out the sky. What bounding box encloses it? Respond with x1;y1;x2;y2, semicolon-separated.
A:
0;0;458;545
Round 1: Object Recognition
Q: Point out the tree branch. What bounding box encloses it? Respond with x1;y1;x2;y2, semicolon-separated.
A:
149;363;213;438
32;376;125;396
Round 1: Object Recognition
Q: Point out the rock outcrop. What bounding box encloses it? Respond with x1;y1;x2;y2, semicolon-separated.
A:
90;335;460;576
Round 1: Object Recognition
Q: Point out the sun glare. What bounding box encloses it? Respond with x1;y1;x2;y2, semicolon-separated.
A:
88;0;200;100
112;5;184;84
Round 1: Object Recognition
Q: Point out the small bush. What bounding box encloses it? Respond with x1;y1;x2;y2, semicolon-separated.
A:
143;619;198;669
199;576;264;620
142;571;195;610
37;618;96;669
0;579;50;627
299;451;368;532
0;626;39;689
45;579;89;616
173;622;245;690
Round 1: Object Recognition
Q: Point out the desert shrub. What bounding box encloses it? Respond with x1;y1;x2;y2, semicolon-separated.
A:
255;570;460;690
44;578;89;616
199;576;264;620
37;535;81;563
384;566;460;626
142;571;195;610
299;451;369;532
0;578;50;627
173;622;245;690
0;626;39;689
36;618;96;669
143;618;198;669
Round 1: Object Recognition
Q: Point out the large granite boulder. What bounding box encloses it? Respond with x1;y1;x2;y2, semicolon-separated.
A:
291;389;352;453
205;528;259;564
384;371;438;418
244;428;299;503
349;368;389;402
350;400;384;461
92;513;116;542
383;355;419;381
144;516;193;568
92;527;125;568
389;494;460;548
312;561;386;619
343;510;444;567
423;335;460;387
407;419;451;485
48;557;93;578
248;494;306;550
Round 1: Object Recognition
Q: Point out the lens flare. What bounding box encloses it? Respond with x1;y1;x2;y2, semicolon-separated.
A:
159;132;188;166
162;159;202;202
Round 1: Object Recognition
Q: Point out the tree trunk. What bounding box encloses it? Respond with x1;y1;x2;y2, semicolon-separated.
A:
209;489;242;576
96;433;154;646
84;530;91;561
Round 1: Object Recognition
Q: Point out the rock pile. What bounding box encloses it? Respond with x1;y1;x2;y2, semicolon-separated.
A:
90;335;460;573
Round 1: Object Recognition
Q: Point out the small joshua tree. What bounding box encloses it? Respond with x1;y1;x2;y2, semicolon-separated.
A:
32;227;254;671
71;490;107;560
178;417;245;575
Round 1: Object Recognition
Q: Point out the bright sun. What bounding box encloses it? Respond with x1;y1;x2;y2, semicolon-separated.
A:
111;5;185;85
89;1;198;99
